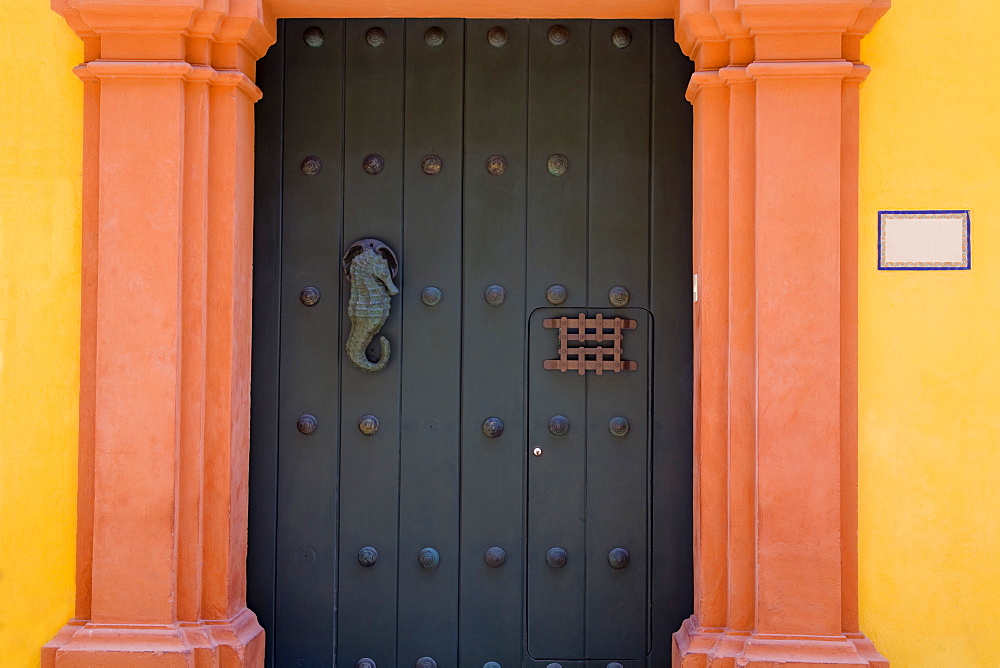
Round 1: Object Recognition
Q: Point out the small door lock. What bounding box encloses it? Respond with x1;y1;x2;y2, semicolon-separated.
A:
532;447;543;457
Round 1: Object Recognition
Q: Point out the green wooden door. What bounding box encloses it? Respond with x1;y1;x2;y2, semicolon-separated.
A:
249;18;693;668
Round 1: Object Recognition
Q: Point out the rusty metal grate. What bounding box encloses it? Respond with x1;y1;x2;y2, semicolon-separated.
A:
543;313;638;375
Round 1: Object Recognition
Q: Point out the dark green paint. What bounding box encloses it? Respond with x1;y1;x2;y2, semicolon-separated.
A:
248;19;693;667
397;18;465;668
247;23;283;668
460;20;529;668
337;19;406;668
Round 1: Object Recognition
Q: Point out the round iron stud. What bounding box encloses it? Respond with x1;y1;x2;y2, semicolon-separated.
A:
299;286;321;306
612;27;632;49
363;154;385;175
356;660;376;668
358;414;379;436
415;658;437;668
303;27;325;47
421;155;442;175
547;663;563;668
484;284;506;306
608;285;631;307
301;155;322;176
548;25;569;46
609;416;630;437
294;545;317;568
533;447;543;457
545;547;568;569
608;664;625;668
485;154;508;176
366;27;386;48
418;547;440;570
484;546;507;568
424;26;446;47
484;663;502;668
548;415;570;436
488;26;509;48
547;154;569;177
421;286;442;307
546;284;568;305
357;546;379;567
608;547;631;569
296;414;318;435
482;417;504;439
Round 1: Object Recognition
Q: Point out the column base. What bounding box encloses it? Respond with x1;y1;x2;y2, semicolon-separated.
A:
673;616;888;668
42;607;264;667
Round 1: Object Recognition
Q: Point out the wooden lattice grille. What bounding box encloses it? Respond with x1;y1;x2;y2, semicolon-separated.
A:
542;313;638;375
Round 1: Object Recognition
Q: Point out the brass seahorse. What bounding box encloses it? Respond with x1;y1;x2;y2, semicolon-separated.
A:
343;239;399;372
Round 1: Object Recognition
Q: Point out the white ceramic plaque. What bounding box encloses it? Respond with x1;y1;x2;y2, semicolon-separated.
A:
878;210;971;270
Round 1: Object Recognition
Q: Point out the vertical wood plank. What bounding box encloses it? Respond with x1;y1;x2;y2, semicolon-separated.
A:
527;308;587;660
586;19;652;661
525;18;590;662
526;19;590;310
584;309;650;661
396;18;464;668
247;18;283;668
273;18;345;665
647;19;695;665
459;19;528;668
337;18;405;668
588;20;651;309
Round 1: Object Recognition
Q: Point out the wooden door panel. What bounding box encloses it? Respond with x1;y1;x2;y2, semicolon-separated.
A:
585;20;653;660
274;18;345;665
584;309;651;660
527;308;588;660
589;20;652;311
647;20;696;665
249;19;693;667
524;18;592;661
336;19;405;667
396;18;466;668
458;19;530;668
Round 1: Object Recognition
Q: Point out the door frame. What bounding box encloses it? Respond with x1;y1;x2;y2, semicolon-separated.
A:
45;1;891;666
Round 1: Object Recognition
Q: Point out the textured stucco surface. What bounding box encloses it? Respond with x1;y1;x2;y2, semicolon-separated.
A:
859;2;1000;666
0;3;82;666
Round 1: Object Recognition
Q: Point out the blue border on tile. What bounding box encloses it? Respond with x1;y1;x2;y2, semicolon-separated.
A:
877;209;971;271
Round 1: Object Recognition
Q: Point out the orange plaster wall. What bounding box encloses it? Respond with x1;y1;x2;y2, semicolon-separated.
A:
858;2;1000;666
0;2;83;666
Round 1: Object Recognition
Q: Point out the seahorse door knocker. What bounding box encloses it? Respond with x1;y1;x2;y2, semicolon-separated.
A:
343;238;399;372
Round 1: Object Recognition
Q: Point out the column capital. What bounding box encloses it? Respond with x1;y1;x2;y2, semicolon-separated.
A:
685;70;727;103
52;0;274;69
676;0;890;69
746;59;855;79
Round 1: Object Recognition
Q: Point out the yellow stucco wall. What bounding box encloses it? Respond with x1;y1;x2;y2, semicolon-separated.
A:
0;2;83;666
858;3;1000;667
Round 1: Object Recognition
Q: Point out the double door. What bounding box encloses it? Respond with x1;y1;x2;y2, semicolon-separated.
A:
249;18;693;668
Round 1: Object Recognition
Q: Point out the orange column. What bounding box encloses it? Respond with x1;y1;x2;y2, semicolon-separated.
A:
201;70;261;624
43;2;272;665
722;64;756;636
88;60;191;627
750;59;853;639
674;1;891;666
687;71;730;635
